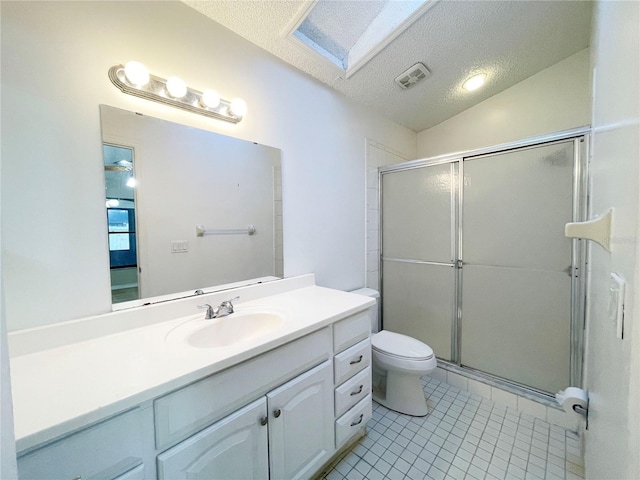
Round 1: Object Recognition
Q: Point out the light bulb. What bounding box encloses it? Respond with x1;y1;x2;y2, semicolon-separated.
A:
126;177;137;188
229;98;247;117
166;77;187;99
123;61;150;87
463;73;486;92
200;89;221;109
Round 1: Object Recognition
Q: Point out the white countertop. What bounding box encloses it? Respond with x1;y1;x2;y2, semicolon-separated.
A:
10;282;374;453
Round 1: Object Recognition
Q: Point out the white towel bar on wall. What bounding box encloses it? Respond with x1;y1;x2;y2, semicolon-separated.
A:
196;224;256;236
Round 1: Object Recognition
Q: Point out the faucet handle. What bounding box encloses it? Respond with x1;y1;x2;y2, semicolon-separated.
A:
198;303;216;319
220;296;240;313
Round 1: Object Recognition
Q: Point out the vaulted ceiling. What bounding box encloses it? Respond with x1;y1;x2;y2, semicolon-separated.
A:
184;1;593;132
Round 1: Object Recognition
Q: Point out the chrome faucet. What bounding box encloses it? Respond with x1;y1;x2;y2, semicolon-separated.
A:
198;296;240;319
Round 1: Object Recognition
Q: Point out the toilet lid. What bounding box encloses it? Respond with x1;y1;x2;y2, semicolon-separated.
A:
372;330;434;361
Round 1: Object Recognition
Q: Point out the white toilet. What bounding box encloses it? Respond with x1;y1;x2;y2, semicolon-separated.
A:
351;288;437;416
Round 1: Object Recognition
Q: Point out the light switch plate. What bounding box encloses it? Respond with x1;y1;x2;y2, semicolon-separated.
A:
171;240;188;253
609;272;625;339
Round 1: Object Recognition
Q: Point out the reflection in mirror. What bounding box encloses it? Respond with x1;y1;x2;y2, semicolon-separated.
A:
100;105;283;307
104;145;140;303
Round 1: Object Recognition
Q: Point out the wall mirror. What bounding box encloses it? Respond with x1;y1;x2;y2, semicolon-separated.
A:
100;105;283;307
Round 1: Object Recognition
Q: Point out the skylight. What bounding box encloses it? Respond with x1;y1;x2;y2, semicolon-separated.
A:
287;0;437;78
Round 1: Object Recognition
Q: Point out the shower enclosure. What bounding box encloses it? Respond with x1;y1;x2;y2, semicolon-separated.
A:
380;130;588;396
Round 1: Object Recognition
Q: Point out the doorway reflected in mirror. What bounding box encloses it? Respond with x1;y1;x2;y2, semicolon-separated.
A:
103;144;140;303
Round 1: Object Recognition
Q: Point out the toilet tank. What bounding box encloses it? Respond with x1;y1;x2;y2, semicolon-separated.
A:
350;288;380;333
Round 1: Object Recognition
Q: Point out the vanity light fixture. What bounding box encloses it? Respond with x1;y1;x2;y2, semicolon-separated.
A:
229;98;248;117
109;62;247;124
123;61;150;87
117;159;133;170
463;73;487;92
200;89;221;109
165;76;187;99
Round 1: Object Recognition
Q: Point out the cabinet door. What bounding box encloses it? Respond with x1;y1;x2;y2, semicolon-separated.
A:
267;360;334;480
157;398;268;480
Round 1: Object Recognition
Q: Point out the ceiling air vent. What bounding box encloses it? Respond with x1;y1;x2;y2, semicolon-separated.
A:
395;63;430;90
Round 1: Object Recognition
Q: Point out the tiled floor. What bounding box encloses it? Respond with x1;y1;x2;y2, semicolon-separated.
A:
322;377;585;480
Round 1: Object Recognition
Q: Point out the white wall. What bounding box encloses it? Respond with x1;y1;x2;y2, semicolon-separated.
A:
0;1;416;331
583;1;640;479
416;49;591;158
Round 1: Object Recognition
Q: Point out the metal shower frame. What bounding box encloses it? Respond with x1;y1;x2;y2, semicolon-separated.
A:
378;126;590;402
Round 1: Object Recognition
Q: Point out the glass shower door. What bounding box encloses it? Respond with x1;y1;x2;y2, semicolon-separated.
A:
460;141;575;393
381;162;457;361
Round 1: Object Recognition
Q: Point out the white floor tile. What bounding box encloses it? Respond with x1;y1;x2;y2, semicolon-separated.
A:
322;377;584;480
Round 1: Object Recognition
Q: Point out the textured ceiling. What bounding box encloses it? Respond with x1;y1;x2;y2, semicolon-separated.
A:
183;0;593;132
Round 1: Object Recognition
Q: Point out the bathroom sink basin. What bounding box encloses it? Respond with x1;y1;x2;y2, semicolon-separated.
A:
166;308;286;349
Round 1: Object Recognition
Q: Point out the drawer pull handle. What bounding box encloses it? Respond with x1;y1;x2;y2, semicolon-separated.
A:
350;414;364;426
273;408;281;418
350;385;364;396
260;416;268;426
71;477;82;480
350;355;363;365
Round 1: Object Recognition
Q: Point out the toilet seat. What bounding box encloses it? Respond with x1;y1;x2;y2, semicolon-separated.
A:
372;330;434;361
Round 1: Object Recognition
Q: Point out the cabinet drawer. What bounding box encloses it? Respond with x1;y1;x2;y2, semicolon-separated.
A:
335;367;371;417
335;394;372;448
333;310;371;353
334;338;370;385
17;408;146;480
154;327;332;450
